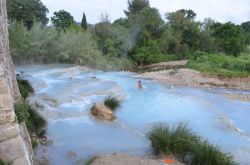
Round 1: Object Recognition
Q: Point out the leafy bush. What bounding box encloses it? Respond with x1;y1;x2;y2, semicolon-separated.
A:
147;123;236;165
32;140;39;149
17;79;34;99
9;22;133;70
0;160;5;165
15;100;47;137
104;96;121;111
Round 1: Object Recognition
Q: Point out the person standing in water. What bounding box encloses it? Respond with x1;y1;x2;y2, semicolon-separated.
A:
137;80;142;89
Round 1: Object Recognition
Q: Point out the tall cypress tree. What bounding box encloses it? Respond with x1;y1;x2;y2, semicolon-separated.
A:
81;12;87;30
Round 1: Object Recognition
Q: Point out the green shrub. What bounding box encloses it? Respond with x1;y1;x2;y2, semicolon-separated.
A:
85;156;98;165
104;96;121;111
145;53;177;64
27;108;47;136
17;79;34;99
32;140;39;149
147;123;236;165
14;100;47;137
188;53;250;77
0;160;4;165
9;22;133;70
14;99;30;123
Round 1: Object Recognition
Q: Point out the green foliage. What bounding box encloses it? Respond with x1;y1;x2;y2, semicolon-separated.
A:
51;10;75;30
0;160;9;165
9;22;132;70
93;21;133;58
7;0;250;74
165;9;200;57
188;53;250;77
81;12;88;30
7;0;48;29
14;98;30;123
17;79;34;99
85;156;98;165
9;22;59;64
241;21;250;45
190;140;235;165
148;123;236;165
212;22;246;56
148;123;198;155
32;140;38;149
104;96;121;111
15;99;47;137
125;0;150;16
27;107;47;136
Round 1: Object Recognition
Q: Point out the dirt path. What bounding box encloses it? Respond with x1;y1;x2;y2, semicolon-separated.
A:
91;153;184;165
137;68;250;90
138;60;188;72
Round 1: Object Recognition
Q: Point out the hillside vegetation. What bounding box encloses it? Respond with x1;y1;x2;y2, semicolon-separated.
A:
7;0;250;76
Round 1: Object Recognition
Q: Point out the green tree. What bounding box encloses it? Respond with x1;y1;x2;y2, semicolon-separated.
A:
125;0;149;16
198;18;216;53
241;21;250;45
7;0;48;29
81;12;88;30
125;4;164;65
212;22;246;56
165;9;200;57
113;18;129;28
51;10;75;31
93;20;132;58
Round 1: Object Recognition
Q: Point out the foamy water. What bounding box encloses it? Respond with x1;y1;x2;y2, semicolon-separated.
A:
16;65;250;165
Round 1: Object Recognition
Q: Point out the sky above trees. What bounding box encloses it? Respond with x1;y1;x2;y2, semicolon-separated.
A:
41;0;250;24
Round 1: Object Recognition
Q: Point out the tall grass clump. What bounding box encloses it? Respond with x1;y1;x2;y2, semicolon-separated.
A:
15;99;47;137
85;156;98;165
104;96;121;111
147;123;236;165
190;140;235;165
17;79;34;99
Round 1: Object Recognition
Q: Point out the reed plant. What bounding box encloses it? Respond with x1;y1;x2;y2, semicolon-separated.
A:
147;123;236;165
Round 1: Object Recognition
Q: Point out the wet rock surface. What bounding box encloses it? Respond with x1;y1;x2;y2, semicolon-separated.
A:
91;153;184;165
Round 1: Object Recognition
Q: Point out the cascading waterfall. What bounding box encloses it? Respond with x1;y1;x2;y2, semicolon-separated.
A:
16;64;250;165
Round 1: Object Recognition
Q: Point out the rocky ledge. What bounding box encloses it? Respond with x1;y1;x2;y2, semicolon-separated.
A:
91;153;184;165
91;103;116;121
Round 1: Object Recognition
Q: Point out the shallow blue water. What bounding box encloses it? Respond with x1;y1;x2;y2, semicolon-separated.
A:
16;65;250;165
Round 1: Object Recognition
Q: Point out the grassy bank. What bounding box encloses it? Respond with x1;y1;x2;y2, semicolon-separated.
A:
148;123;236;165
188;52;250;77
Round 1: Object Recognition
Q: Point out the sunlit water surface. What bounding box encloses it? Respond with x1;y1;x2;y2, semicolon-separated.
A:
16;65;250;165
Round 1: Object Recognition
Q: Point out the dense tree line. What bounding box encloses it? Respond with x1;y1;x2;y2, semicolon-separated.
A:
6;0;250;68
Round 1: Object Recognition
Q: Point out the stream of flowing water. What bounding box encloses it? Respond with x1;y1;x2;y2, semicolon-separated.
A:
16;65;250;165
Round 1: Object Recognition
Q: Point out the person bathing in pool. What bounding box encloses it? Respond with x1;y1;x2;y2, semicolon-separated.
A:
137;80;143;89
